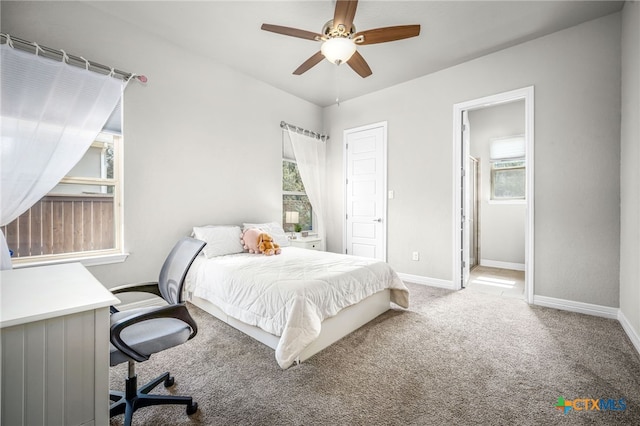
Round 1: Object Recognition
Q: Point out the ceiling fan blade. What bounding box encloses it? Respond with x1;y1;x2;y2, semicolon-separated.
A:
293;51;325;75
347;51;372;78
354;25;421;45
333;0;358;33
261;24;322;41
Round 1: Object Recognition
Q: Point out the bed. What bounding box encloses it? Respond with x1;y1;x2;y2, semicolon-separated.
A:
184;223;409;369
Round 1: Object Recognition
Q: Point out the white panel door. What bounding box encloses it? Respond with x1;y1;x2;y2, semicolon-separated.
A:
344;123;387;261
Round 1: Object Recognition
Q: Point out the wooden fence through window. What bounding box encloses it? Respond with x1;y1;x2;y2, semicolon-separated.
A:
1;194;115;258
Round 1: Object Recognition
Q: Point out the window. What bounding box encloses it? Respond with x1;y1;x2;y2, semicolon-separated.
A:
282;160;312;232
3;132;123;263
491;160;525;200
490;135;525;201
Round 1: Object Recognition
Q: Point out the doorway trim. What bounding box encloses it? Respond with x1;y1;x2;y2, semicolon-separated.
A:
452;86;535;303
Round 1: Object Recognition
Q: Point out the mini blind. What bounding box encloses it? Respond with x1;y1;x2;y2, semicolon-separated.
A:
490;135;525;160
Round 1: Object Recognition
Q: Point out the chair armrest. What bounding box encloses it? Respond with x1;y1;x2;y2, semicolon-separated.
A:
110;303;198;363
109;281;163;298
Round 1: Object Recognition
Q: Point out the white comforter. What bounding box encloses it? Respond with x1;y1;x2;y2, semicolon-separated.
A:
185;247;409;368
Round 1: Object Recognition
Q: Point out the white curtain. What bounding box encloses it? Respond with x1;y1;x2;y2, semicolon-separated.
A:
0;43;126;269
286;129;327;242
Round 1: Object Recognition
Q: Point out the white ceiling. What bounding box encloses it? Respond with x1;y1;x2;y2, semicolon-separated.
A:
86;1;624;107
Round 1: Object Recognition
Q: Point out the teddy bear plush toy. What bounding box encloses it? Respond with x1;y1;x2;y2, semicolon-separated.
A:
240;228;281;255
257;232;281;256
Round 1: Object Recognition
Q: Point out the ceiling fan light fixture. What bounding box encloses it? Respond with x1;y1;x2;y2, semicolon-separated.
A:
321;37;356;65
261;0;420;78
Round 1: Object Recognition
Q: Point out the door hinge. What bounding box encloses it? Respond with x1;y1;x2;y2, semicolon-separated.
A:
345;248;348;254
462;260;466;268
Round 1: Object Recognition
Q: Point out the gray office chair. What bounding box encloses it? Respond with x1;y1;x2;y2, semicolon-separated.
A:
109;237;206;426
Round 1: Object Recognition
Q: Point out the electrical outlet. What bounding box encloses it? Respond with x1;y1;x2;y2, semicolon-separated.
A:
412;251;419;261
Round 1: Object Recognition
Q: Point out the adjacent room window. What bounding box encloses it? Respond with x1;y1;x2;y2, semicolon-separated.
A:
490;135;526;201
2;132;123;262
491;160;526;200
282;160;313;232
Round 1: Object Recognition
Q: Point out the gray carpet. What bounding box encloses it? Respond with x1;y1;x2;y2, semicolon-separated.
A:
109;283;640;425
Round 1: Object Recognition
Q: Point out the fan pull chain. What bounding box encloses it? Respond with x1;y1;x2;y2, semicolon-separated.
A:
335;64;341;106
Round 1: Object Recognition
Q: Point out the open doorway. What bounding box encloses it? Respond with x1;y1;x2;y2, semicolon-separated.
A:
466;100;526;298
453;87;534;303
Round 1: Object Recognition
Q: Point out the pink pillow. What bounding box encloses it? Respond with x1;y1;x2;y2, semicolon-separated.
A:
240;228;262;253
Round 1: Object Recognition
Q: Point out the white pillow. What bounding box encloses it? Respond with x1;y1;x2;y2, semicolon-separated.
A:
242;222;290;247
192;225;244;258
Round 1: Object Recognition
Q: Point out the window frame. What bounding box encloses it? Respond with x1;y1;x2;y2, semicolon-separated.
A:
10;132;127;268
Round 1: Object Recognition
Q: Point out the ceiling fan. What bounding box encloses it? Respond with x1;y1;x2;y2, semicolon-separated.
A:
261;0;420;78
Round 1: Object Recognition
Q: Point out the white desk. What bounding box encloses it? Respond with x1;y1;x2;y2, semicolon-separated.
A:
1;263;120;426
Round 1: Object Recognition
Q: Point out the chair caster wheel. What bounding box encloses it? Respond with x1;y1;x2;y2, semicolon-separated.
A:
164;376;175;387
187;402;198;415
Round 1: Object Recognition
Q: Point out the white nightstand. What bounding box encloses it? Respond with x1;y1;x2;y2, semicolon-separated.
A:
289;237;324;251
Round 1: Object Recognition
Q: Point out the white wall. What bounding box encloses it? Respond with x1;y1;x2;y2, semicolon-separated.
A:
1;1;323;287
619;1;640;345
325;13;621;307
468;101;526;267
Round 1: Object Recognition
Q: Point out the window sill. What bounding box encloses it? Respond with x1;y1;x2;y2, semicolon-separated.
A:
11;252;129;269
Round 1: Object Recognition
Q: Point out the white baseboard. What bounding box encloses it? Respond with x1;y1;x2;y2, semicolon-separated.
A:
618;310;640;356
480;259;525;271
397;272;455;290
533;295;618;319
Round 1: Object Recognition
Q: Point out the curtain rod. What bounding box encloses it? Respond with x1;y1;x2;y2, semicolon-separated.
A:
0;33;147;83
281;121;329;141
